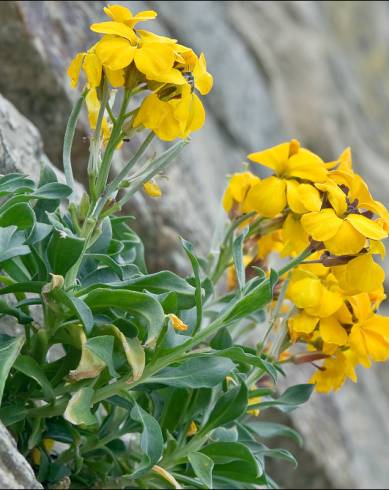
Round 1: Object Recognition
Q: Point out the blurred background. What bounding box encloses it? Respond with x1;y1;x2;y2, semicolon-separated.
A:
1;1;389;488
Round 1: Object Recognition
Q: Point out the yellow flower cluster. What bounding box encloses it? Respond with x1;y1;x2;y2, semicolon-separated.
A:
67;4;213;141
223;140;389;392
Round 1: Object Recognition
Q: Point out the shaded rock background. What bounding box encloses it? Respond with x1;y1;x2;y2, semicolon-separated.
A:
1;1;389;488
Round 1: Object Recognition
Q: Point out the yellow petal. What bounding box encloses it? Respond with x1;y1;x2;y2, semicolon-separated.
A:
137;30;177;45
286;180;307;214
228;172;260;204
223;188;233;213
67;52;85;88
244;177;286;218
346;214;387;240
287;277;322;309
193;53;213;95
285;149;327;182
324;220;366;255
168;314;189;331
104;66;125;87
143;181;161;198
287;181;322;213
315;181;347;215
134;43;175;78
364;315;389;342
149;68;186;85
305;287;343;318
301;209;343;241
95;36;136;70
247;142;290;175
319;316;348;346
83;52;102;88
281;214;309;257
177;92;205;136
104;5;133;22
345;254;385;294
370;239;386;258
289;312;319;335
90;21;137;43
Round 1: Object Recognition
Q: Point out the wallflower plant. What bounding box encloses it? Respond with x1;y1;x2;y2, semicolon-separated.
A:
0;4;388;489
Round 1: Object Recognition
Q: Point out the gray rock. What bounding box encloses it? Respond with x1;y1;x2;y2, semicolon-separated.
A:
0;422;42;489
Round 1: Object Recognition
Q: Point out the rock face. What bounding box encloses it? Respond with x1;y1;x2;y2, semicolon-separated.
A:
1;1;389;488
0;422;42;489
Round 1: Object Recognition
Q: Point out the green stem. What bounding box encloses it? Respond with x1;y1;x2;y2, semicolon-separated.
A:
63;88;88;200
92;131;155;219
96;89;131;196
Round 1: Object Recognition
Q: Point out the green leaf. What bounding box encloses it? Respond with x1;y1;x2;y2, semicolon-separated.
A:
32;182;72;200
83;288;164;346
0;203;35;229
189;452;214;489
0;173;34;196
201;381;248;434
0;335;24;405
232;228;248;292
26;222;52;245
47;229;85;276
85;253;124;280
86;336;118;377
64;387;97;426
130;402;163;478
63;90;88;198
201;442;261;483
49;289;94;333
99;325;145;381
217;347;279;382
257;384;314;413
149;356;235;389
0;281;45;296
0;226;30;263
13;355;55;401
160;388;189;432
0;299;32;324
79;271;196;310
255;444;297;467
224;271;278;322
180;238;203;333
246;421;303;447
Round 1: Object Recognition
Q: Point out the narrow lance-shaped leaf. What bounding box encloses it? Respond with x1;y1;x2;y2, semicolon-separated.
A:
0;226;30;263
130;402;164;479
180;238;203;333
232;227;248;293
0;335;25;405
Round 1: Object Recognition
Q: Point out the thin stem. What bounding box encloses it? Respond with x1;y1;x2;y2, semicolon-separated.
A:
63;88;88;201
277;246;314;276
92;131;155;219
96;89;131;196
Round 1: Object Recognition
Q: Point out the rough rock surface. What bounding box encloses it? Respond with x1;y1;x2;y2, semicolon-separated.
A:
0;422;42;489
1;1;389;488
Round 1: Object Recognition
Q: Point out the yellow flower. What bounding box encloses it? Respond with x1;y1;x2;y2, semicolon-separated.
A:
310;351;357;393
331;253;385;295
301;208;387;256
248;139;327;182
168;314;189;332
187;421;198;436
143;181;162;197
68;49;103;88
348;293;389;365
133;85;205;141
244;140;326;218
223;172;261;214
